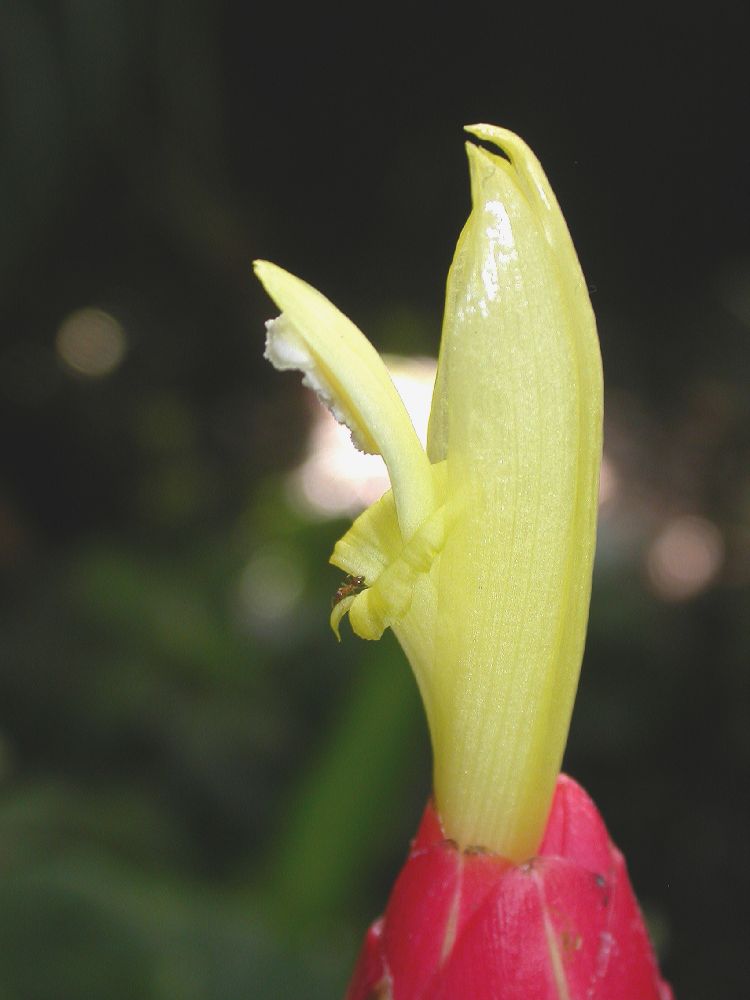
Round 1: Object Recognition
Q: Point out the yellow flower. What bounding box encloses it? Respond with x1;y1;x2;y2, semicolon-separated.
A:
254;124;602;861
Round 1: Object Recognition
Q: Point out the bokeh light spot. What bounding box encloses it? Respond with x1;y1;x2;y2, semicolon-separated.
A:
55;307;127;377
288;355;437;520
234;546;305;637
646;515;724;601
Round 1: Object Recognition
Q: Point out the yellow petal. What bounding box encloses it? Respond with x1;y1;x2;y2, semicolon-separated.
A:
330;485;403;584
329;462;448;738
254;260;434;540
330;593;357;642
330;462;447;642
427;129;603;859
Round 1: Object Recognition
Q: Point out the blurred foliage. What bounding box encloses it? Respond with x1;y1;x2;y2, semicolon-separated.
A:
1;2;749;998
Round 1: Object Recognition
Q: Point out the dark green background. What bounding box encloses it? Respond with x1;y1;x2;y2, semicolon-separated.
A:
1;3;749;997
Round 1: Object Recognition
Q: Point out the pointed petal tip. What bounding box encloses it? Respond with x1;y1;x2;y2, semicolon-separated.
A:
252;259;275;293
253;258;281;286
464;122;517;142
463;122;491;136
462;137;499;183
463;123;534;166
254;260;298;298
462;128;520;187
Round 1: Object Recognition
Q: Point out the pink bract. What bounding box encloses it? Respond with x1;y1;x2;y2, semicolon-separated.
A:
345;775;673;1000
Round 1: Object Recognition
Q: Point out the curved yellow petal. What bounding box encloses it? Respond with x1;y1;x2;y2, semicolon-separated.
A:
254;260;434;540
330;593;357;642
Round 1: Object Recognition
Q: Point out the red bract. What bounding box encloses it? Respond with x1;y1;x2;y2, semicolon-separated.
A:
346;776;672;1000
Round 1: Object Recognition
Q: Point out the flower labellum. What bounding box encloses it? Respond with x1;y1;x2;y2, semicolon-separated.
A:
255;125;671;998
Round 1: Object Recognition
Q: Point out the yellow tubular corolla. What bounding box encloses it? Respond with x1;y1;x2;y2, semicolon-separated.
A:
255;125;602;861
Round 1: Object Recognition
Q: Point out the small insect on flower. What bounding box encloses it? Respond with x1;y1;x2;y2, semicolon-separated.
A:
332;574;366;608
